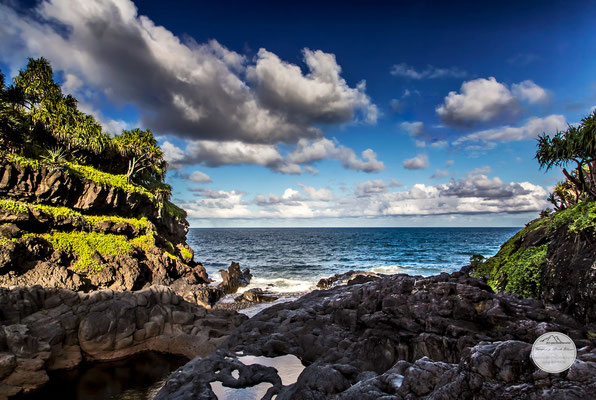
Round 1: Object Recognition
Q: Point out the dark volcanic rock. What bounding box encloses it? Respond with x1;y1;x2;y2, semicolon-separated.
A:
235;288;278;303
541;223;596;325
157;271;596;399
218;262;252;294
0;285;247;396
316;270;379;289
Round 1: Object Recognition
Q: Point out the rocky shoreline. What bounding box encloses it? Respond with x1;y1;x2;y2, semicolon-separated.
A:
156;269;596;399
0;284;247;398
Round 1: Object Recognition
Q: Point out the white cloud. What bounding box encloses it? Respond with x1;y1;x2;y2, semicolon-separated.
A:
511;80;550;103
247;48;378;125
187;171;212;183
289;138;385;173
355;179;387;196
429;140;448;149
402;154;429;170
415;140;426;148
445;160;454;167
297;183;334;201
453;114;567;145
436;77;517;126
400;121;425;137
390;63;467;79
436;78;550;127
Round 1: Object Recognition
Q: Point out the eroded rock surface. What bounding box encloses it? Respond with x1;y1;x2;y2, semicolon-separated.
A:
157;271;596;399
0;285;247;397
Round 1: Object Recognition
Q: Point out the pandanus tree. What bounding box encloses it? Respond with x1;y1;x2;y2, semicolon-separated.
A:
112;128;167;184
536;110;596;209
0;72;31;152
12;57;109;159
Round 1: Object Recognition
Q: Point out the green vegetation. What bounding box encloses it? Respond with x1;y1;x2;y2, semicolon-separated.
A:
0;57;172;201
472;108;596;298
473;199;596;297
0;198;29;214
536;110;596;209
43;231;132;273
0;197;152;233
177;244;193;261
65;162;156;200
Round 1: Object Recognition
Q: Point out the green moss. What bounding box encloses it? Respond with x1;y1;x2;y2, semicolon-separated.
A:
65;162;155;201
0;198;151;234
5;153;41;170
495;244;547;298
130;232;155;251
32;203;83;219
178;244;193;261
164;251;178;260
160;200;187;220
473;200;596;298
86;215;151;231
43;231;132;273
0;198;29;214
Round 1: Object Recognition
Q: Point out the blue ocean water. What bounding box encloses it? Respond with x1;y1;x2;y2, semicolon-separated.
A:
187;227;519;293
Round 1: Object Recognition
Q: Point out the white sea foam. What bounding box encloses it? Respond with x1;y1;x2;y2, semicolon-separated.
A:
237;277;317;294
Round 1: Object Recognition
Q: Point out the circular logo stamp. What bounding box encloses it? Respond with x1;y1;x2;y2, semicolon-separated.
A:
531;332;577;373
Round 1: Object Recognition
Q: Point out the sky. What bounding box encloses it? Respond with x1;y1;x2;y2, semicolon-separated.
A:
1;0;595;227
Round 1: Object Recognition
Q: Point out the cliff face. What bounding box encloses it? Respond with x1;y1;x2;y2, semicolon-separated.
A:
472;200;596;325
0;158;209;296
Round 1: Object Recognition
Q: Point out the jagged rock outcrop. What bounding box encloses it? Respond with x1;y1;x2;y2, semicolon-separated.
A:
0;160;231;307
0;161;184;243
218;262;252;294
0;285;247;397
472;200;596;324
156;271;596;399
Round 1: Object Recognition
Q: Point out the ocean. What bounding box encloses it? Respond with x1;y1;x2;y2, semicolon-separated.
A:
187;227;519;294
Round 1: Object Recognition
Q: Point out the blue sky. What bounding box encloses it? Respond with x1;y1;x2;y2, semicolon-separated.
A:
1;0;595;227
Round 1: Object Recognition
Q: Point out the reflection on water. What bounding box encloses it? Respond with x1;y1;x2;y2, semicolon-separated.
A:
19;352;188;400
209;354;305;399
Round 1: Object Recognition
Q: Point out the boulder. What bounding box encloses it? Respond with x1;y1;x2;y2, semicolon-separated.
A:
218;262;252;294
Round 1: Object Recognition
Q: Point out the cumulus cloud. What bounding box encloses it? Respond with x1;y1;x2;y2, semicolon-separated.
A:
402;154;429;170
390;63;467;79
439;174;531;199
297;183;334;201
511;80;550;103
355;179;387;196
247;48;378;125
162;137;384;174
0;0;382;174
289;138;385;173
436;77;517;126
436;77;550;127
187;171;212;183
453;114;567;145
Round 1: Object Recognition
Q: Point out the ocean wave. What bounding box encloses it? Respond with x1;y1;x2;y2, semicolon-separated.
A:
237;277;317;294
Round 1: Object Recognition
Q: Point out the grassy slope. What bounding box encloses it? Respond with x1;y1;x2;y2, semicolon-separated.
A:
473;200;596;298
